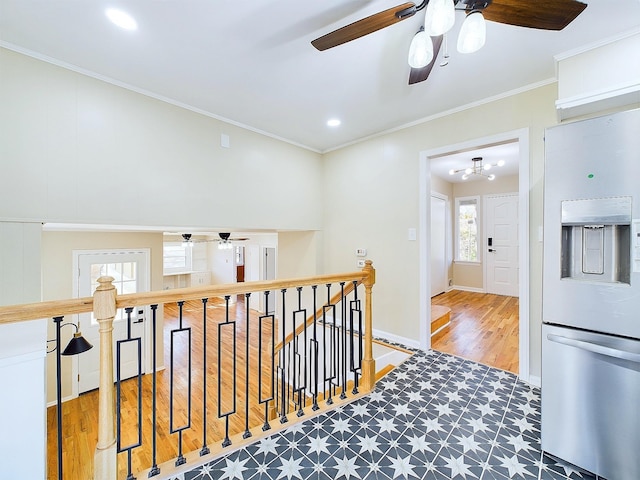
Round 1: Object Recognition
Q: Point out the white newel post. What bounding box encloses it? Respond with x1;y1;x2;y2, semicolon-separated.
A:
93;276;117;480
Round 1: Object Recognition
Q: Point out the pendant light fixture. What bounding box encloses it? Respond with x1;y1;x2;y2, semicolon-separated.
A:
449;157;505;181
457;10;487;54
424;0;455;36
407;27;433;68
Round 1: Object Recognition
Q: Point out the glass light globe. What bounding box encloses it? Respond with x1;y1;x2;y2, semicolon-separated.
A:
424;0;455;36
457;11;486;54
408;31;434;68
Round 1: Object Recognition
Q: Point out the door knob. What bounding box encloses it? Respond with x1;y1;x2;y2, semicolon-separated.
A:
488;248;496;253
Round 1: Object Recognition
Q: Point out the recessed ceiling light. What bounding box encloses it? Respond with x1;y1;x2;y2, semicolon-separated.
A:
327;119;341;127
106;8;138;31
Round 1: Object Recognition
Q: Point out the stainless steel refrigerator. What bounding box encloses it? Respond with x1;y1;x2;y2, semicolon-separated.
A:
542;108;640;480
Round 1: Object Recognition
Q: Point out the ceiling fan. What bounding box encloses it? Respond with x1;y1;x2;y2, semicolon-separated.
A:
180;233;250;249
311;0;587;85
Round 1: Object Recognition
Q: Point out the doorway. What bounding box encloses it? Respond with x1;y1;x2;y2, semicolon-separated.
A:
431;194;448;297
74;249;150;393
420;129;531;382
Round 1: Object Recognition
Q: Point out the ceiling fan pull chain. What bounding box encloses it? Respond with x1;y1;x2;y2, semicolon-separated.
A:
439;33;450;67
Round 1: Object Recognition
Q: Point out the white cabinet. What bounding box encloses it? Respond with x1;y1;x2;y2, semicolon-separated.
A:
163;271;211;289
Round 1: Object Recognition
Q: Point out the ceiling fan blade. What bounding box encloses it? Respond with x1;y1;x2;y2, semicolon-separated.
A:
408;35;443;85
312;2;417;51
482;0;587;31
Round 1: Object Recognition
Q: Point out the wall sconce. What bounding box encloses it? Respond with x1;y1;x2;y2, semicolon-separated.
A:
47;317;93;480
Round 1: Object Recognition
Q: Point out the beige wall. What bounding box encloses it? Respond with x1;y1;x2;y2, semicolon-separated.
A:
41;231;165;403
323;84;558;377
0;47;323;232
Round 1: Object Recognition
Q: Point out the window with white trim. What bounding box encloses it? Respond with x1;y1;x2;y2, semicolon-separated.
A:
455;196;480;262
163;243;193;274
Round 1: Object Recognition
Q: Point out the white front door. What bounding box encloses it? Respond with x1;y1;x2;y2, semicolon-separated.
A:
75;250;150;393
430;195;448;297
485;194;519;297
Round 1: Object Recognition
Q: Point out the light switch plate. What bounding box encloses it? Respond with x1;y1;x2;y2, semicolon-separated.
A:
356;259;366;268
355;248;367;257
408;228;417;241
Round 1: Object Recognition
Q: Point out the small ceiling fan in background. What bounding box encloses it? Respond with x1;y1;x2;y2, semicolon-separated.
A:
311;0;587;85
180;232;250;249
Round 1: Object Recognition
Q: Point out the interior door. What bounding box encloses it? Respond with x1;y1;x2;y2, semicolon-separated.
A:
430;195;448;297
76;250;149;393
485;194;519;297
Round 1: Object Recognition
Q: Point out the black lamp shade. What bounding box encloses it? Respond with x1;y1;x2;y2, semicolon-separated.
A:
61;333;93;356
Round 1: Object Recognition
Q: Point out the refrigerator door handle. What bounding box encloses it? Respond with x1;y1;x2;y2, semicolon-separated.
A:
547;333;640;363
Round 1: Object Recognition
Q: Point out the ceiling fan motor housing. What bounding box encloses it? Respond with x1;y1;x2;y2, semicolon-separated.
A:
458;0;492;11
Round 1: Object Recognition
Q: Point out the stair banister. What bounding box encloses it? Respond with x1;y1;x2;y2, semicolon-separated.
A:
361;260;376;391
93;276;118;480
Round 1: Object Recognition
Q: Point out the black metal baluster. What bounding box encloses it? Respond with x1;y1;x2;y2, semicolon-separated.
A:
323;283;337;405
116;307;143;480
310;285;319;411
350;282;363;395
170;301;191;467
293;286;307;417
149;304;160;477
243;293;251;439
340;282;347;400
279;288;288;423
218;295;236;447
200;298;210;456
258;291;273;432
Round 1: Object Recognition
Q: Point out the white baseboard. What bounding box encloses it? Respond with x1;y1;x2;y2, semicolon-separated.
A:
372;329;420;350
451;285;485;293
525;374;541;388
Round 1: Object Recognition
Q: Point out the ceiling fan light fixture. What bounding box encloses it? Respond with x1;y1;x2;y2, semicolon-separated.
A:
424;0;456;36
457;10;486;54
407;30;433;68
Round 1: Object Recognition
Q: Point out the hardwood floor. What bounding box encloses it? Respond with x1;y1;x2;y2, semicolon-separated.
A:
430;290;519;374
47;296;276;480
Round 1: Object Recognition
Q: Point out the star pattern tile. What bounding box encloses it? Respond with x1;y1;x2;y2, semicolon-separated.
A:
173;349;604;480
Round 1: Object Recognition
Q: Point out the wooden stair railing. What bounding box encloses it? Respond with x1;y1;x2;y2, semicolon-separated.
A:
0;261;376;480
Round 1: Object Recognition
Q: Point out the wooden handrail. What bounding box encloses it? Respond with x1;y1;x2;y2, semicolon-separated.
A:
0;297;94;325
0;270;368;325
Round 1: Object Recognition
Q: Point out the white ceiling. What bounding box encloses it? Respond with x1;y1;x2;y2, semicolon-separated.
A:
430;141;520;183
1;1;639;153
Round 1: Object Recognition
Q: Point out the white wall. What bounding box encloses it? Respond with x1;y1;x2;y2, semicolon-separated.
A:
0;48;323;232
0;222;46;479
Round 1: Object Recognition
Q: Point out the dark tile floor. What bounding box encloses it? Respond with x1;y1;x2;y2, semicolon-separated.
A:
170;349;601;480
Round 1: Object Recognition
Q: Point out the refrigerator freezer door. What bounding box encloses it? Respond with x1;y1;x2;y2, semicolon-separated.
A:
542;324;640;479
543;108;640;339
